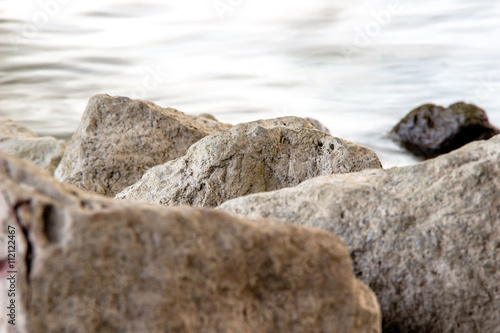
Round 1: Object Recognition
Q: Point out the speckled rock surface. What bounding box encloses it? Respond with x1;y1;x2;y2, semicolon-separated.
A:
54;94;232;196
390;102;499;157
116;117;382;207
0;119;66;174
220;135;500;333
0;152;381;333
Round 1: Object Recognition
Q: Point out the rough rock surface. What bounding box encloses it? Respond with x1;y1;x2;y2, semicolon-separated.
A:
116;117;382;207
305;117;330;134
0;119;66;174
55;94;232;196
390;102;499;157
220;135;500;333
0;153;380;333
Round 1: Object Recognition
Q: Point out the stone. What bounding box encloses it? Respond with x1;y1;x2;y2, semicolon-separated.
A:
54;94;232;197
305;117;330;134
116;117;382;207
198;113;219;121
389;102;499;157
220;135;500;333
0;152;381;333
0;119;66;174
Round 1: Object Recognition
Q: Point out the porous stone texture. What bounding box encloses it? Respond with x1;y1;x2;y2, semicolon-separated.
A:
0;119;66;174
390;102;499;157
116;117;382;207
305;117;330;134
54;94;232;196
0;152;381;333
220;135;500;333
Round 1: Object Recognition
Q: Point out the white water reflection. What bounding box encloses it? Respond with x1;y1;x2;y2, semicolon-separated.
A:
1;0;499;167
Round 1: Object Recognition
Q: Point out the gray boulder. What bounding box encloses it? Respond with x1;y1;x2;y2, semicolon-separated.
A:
55;94;232;196
0;152;381;333
305;117;330;134
116;117;382;207
220;135;500;333
0;119;66;174
390;102;499;157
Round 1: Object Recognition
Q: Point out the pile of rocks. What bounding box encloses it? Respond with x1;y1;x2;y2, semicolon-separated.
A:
1;94;498;333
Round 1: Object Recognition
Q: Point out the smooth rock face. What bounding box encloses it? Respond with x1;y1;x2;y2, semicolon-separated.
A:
116;117;382;207
390;102;499;157
0;153;381;333
305;117;330;134
55;95;232;196
0;119;66;174
220;135;500;333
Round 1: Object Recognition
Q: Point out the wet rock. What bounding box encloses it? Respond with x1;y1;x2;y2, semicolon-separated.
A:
305;117;330;134
55;95;232;196
0;119;66;174
0;152;381;333
220;135;500;333
116;117;382;207
390;102;499;157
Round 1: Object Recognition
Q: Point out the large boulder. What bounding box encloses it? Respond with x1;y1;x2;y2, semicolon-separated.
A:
55;95;232;196
0;119;66;174
220;135;500;333
0;152;381;333
389;102;499;157
116;117;382;207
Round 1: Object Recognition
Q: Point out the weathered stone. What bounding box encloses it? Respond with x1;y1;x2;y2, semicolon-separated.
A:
305;117;330;134
0;119;66;174
54;95;232;197
116;117;382;207
198;113;219;121
390;102;499;157
220;135;500;333
0;152;380;333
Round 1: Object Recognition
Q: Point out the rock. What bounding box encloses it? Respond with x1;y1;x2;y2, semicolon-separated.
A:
198;113;218;121
54;95;232;197
0;119;66;174
389;102;499;157
116;117;382;207
220;135;500;333
0;152;381;333
305;117;330;134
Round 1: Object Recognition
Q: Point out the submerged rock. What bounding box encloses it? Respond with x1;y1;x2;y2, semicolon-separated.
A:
116;117;382;207
220;135;500;333
0;119;66;174
389;102;499;157
55;95;232;196
0;152;381;333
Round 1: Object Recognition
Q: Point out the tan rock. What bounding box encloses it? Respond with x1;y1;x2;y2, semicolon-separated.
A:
55;94;232;196
116;117;382;207
0;152;381;333
220;135;500;333
0;119;66;174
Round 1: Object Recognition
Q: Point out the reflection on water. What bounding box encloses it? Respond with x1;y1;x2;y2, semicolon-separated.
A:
1;0;499;167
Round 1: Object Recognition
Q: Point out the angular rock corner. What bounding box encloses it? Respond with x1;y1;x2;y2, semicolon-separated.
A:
390;102;499;158
220;134;500;333
0;152;381;333
0;119;66;174
54;94;232;197
116;116;382;207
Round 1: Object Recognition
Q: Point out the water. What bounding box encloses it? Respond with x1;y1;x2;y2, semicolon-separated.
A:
1;0;499;167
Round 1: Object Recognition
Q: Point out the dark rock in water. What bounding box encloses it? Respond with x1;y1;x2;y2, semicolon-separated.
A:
389;102;499;158
304;117;330;134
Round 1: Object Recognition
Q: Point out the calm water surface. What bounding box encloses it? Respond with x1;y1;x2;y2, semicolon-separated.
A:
1;0;499;167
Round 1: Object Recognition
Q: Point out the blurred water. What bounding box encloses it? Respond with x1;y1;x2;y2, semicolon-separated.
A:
1;0;499;167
